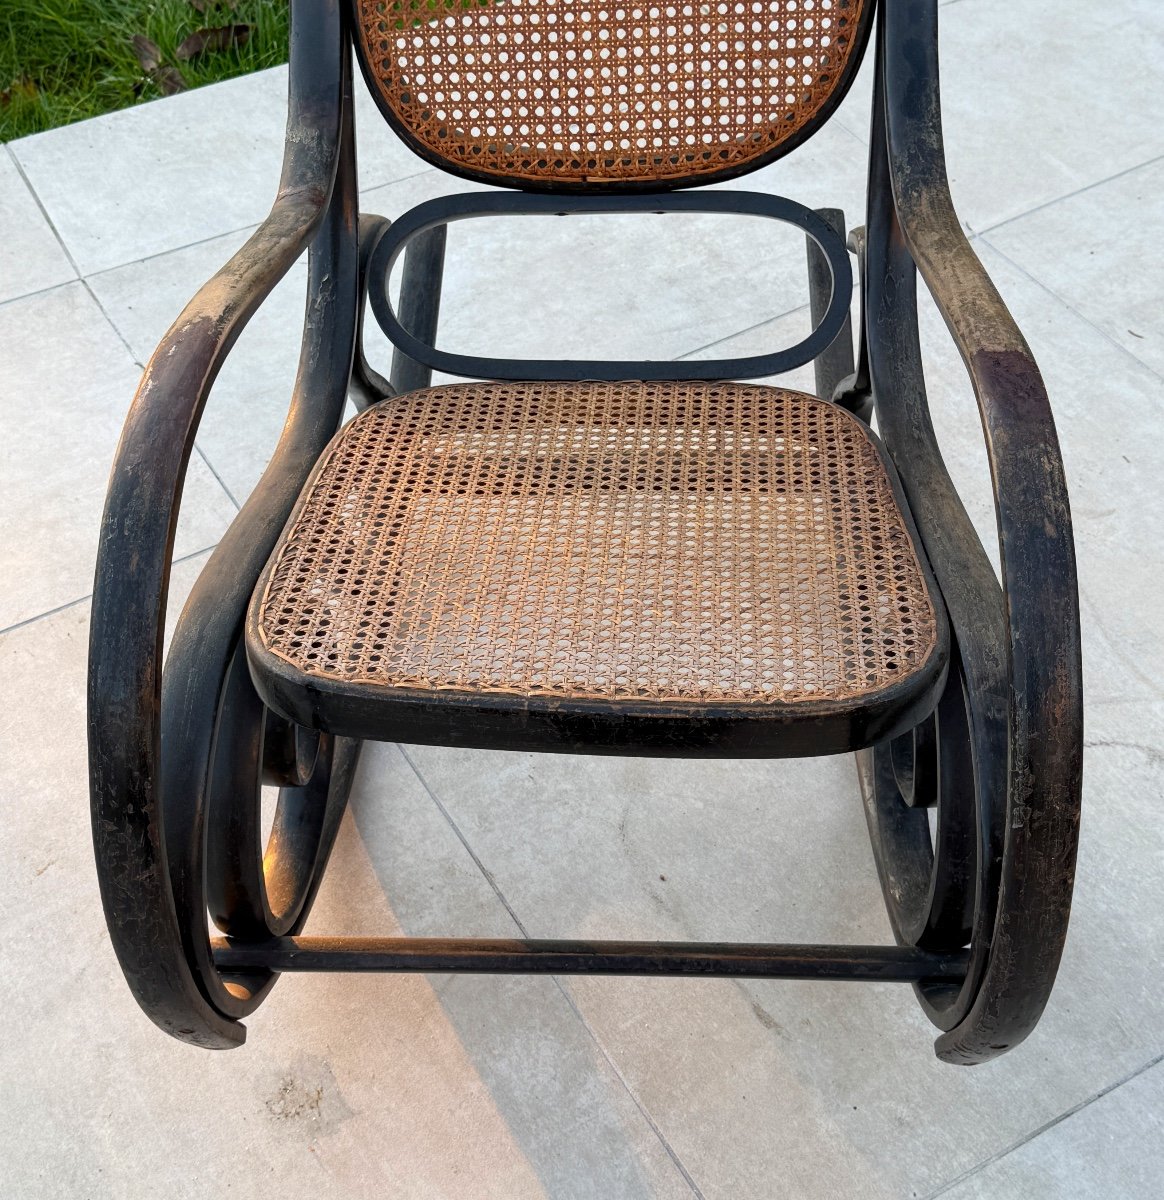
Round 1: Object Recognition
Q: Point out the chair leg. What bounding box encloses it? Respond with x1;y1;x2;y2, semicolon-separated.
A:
390;223;447;395
205;642;358;945
856;68;1082;1060
858;646;999;1033
806;206;856;402
161;634;361;1028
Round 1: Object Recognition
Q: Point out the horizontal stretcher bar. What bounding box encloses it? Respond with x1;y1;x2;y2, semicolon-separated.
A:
211;937;969;982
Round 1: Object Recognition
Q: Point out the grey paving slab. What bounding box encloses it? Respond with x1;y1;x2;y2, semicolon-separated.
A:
0;282;235;629
86;169;475;505
0;149;76;303
936;1060;1164;1200
834;0;1164;233
8;66;428;277
0;567;694;1200
984;156;1164;379
403;686;1164;1198
9;69;289;277
431;206;813;363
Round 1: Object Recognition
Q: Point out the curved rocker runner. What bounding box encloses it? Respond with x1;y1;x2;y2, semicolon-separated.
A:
89;0;1082;1063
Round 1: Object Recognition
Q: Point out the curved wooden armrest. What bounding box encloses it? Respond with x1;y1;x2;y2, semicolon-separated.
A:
881;0;1083;1063
87;0;349;1047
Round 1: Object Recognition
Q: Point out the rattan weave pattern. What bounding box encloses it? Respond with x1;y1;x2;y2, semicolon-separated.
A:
255;382;938;706
354;0;866;186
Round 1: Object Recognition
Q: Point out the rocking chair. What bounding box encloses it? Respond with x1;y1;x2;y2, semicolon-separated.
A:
89;0;1083;1063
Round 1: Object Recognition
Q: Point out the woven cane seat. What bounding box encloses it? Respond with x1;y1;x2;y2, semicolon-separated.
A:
247;381;946;754
353;0;871;189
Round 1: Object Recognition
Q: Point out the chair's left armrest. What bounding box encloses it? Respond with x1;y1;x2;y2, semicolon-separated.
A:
87;0;351;1048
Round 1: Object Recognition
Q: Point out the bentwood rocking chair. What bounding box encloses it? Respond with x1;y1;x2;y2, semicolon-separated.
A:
89;0;1082;1063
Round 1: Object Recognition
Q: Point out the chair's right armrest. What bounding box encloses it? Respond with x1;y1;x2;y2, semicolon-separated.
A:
880;0;1083;1065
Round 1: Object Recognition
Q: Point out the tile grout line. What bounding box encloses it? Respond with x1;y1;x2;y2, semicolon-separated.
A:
394;746;530;936
974;150;1164;239
395;743;709;1200
980;237;1164;389
0;542;220;639
832;108;871;150
0;275;78;312
4;155;437;296
675;273;861;363
0;593;93;638
675;301;811;361
76;273;245;512
6;144;84;279
192;443;243;511
7;143;238;512
921;1051;1164;1199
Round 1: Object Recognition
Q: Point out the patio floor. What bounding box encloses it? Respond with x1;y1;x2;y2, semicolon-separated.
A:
2;2;1163;1196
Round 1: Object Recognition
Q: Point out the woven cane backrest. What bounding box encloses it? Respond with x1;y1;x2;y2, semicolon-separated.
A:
353;0;871;189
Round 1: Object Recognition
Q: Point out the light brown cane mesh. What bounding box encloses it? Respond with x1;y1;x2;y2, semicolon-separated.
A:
254;382;938;706
354;0;867;186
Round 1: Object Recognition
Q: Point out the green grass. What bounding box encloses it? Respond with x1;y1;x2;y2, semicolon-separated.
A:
1;1;290;141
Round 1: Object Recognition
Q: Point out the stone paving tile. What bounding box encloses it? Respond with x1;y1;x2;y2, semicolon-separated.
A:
833;0;1164;233
0;282;235;629
8;65;428;277
0;149;75;303
9;69;290;277
935;1059;1164;1200
984;156;1164;380
403;691;1164;1198
0;565;694;1200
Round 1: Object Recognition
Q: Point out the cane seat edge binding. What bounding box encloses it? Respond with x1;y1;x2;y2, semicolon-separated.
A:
245;380;949;754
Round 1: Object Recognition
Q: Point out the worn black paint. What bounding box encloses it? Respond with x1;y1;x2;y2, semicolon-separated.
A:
88;0;1083;1065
